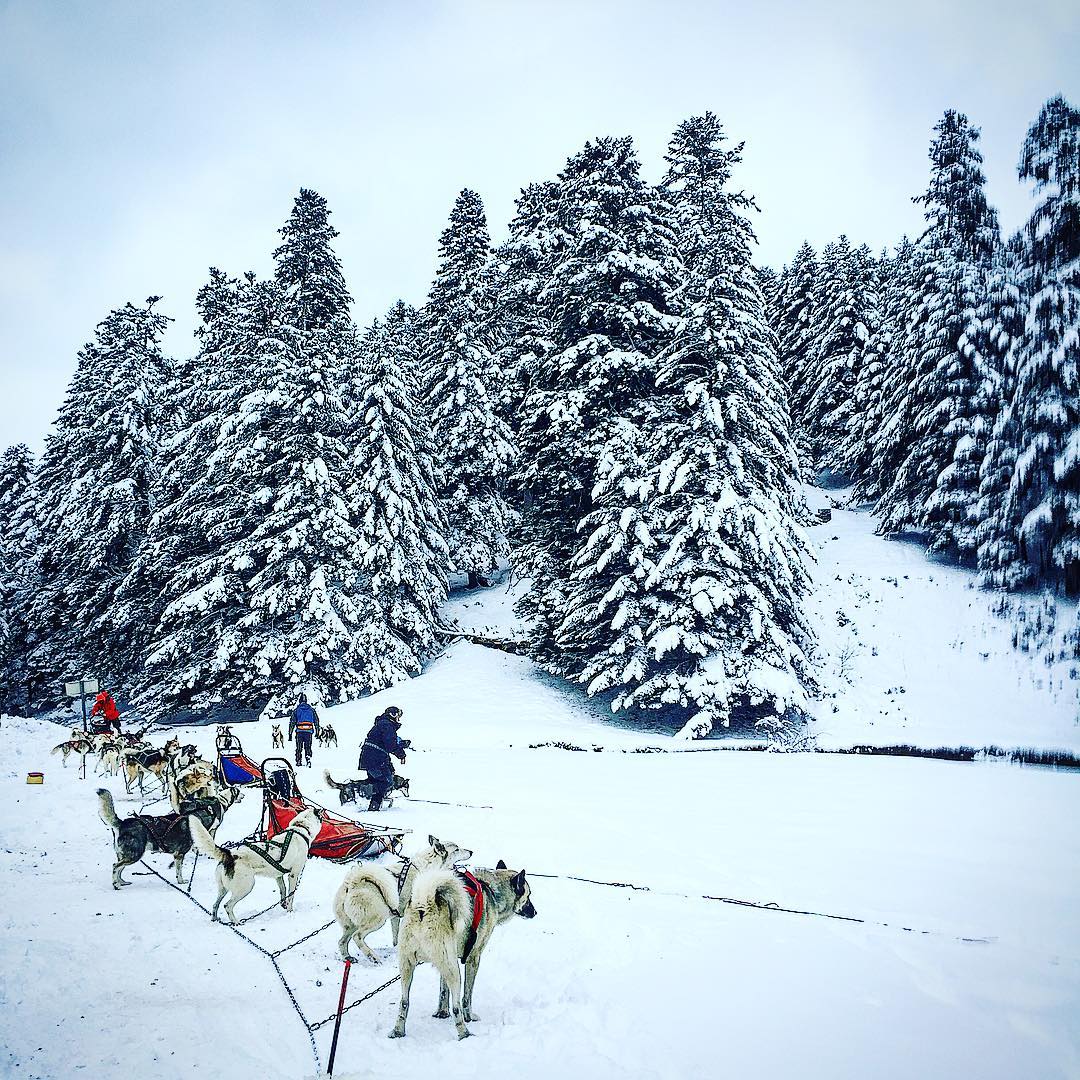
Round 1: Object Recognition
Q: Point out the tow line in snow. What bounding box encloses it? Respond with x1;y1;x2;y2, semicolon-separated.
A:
527;872;996;946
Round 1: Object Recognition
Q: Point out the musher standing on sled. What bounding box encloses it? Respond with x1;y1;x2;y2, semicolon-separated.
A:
359;706;410;811
89;689;121;735
289;692;321;766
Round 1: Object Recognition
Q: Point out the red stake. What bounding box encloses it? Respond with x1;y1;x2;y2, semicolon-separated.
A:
326;958;352;1076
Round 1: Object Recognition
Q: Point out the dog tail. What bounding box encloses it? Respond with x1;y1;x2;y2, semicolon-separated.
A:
323;769;342;790
188;814;235;874
409;869;469;937
341;866;401;916
96;788;121;830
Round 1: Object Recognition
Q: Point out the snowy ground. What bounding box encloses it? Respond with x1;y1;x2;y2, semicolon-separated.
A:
2;493;1079;1079
804;489;1080;752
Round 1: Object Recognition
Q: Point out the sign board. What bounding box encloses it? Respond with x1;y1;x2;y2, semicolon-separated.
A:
64;678;100;698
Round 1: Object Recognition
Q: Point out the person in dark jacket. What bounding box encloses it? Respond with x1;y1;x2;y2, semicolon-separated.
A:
359;706;410;811
288;692;321;766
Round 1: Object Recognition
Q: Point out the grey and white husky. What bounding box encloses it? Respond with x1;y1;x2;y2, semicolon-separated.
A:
189;807;320;923
384;835;473;946
390;860;537;1041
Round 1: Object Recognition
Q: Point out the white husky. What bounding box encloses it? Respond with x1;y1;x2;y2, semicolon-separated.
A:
189;807;320;923
333;865;401;962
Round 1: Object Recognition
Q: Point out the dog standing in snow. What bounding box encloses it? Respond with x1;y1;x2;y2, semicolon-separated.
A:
271;724;284;749
189;807;319;923
333;865;401;962
390;861;537;1041
384;835;472;946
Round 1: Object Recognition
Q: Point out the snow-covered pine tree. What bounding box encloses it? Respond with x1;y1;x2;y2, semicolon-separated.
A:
273;187;352;332
491;181;561;432
839;247;892;492
0;444;37;713
136;270;268;718
640;111;813;735
855;237;922;505
27;300;170;702
973;238;1030;586
773;241;819;477
804;238;883;475
420;189;515;586
514;136;682;670
1006;96;1080;593
876;111;999;551
348;318;449;690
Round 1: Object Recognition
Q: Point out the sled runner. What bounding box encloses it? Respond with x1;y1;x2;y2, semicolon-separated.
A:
215;732;264;788
257;758;406;862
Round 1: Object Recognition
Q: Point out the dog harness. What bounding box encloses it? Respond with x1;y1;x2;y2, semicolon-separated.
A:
457;870;485;962
240;825;311;876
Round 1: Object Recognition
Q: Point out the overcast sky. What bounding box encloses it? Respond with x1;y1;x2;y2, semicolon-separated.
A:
2;0;1077;452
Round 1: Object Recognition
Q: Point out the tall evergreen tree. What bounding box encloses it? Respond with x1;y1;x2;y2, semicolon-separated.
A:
421;189;515;585
348;319;449;689
1006;97;1080;592
876;111;999;549
514;136;682;669
28;300;170;701
0;444;37;713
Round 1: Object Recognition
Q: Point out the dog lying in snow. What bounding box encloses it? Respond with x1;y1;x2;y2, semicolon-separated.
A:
97;786;240;889
324;769;410;807
190;807;320;923
391;860;537;1040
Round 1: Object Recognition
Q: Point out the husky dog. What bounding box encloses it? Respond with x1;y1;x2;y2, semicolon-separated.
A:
122;737;180;795
97;786;239;889
333;865;401;962
391;861;537;1040
317;724;338;748
190;807;320;923
51;737;94;766
271;724;284;749
324;769;410;808
167;761;217;812
96;740;122;777
385;835;473;947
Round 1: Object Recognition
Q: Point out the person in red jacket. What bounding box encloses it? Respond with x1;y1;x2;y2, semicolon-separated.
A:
90;690;121;735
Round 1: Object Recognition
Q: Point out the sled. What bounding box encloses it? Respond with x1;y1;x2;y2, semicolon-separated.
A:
258;757;407;862
215;732;264;788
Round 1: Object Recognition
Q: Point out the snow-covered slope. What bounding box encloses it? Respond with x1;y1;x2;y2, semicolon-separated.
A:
805;488;1080;752
2;635;1079;1079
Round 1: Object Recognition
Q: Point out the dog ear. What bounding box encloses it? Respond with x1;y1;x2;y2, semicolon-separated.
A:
428;834;438;847
496;859;508;870
432;838;447;857
513;869;526;893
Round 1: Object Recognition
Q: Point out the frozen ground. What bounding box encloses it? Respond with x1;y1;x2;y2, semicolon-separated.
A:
2;641;1079;1079
2;490;1079;1079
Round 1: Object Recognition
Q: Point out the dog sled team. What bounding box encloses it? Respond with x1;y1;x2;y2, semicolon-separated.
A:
77;693;536;1041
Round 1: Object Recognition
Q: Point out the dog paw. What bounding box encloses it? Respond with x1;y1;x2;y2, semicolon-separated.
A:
465;1012;481;1023
433;1010;450;1020
457;1028;472;1041
388;1029;405;1039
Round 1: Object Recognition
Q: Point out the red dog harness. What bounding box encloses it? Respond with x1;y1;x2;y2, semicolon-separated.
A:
458;870;485;961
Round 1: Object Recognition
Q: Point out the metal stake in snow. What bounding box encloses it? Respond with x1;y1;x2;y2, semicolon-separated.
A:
64;677;99;780
326;958;352;1076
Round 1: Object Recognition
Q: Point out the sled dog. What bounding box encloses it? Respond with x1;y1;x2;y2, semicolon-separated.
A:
391;860;537;1041
384;835;473;946
317;724;338;748
122;736;180;795
324;769;410;808
190;807;320;923
51;737;94;765
333;865;401;962
271;724;284;749
97;786;239;889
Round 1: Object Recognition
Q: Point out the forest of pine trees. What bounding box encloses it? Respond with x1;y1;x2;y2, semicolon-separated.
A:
771;98;1080;596
1;98;1074;735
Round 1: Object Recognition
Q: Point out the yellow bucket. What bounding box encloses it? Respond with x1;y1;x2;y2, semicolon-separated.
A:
26;772;44;785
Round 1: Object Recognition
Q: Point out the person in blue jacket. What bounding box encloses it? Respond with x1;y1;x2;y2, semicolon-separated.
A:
288;692;321;766
359;706;410;811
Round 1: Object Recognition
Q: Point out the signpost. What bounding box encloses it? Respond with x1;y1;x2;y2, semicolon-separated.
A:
64;678;100;780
